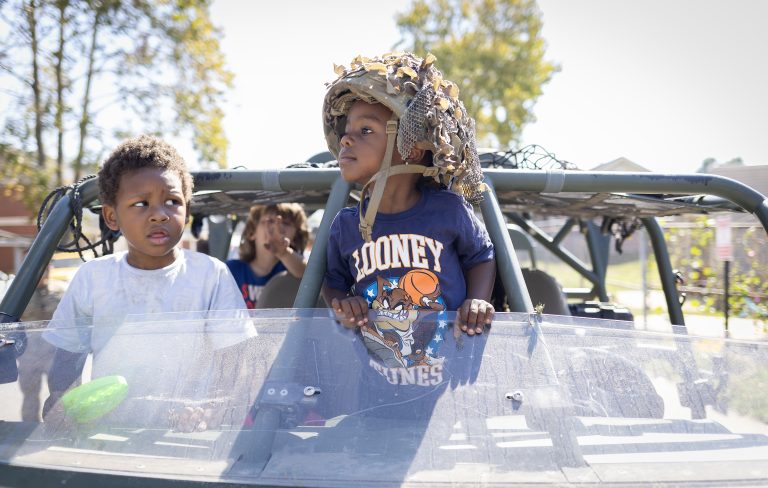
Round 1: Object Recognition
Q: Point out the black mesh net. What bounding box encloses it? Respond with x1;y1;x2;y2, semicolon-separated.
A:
479;144;578;171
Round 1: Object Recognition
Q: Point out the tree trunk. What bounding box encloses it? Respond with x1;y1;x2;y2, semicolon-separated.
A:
74;8;102;182
54;1;68;186
26;0;46;168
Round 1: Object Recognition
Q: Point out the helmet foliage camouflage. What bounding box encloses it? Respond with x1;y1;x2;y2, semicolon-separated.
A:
323;52;484;203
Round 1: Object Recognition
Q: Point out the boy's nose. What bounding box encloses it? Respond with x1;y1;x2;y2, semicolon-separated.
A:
150;206;170;222
340;133;353;146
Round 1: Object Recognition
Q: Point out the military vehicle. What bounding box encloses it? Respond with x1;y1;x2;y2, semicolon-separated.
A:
1;154;767;486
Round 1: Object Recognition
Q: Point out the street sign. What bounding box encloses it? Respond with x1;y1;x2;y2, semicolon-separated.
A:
715;214;733;261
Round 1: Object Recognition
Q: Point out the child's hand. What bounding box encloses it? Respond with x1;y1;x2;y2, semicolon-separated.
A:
456;299;494;336
42;393;75;434
169;405;215;433
330;296;370;328
263;215;292;258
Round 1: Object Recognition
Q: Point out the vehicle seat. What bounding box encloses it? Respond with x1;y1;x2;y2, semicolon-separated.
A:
521;268;570;316
255;271;326;309
508;224;537;269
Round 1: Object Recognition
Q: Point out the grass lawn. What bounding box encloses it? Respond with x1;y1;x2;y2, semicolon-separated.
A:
534;258;764;321
534;258;705;317
535;258;661;294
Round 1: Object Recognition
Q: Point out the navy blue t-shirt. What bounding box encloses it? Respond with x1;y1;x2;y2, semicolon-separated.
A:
325;186;494;380
325;187;494;312
226;259;286;309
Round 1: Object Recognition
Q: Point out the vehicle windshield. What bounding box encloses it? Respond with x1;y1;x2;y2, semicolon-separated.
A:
1;310;767;486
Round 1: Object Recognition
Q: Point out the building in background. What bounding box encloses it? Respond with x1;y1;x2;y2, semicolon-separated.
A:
0;192;35;274
590;157;650;173
709;165;768;199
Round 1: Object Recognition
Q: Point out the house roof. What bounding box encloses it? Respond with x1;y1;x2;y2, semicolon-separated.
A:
0;228;33;247
590;157;651;172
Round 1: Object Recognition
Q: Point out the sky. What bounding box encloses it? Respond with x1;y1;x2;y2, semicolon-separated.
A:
208;0;768;173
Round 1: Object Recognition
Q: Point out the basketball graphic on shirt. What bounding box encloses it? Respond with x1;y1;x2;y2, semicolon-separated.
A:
359;271;449;380
401;269;443;310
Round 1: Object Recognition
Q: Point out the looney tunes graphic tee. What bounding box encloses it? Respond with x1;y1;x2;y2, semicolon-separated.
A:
325;186;494;378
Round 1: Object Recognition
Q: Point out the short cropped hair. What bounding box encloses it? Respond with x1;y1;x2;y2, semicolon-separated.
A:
98;135;194;206
239;203;309;262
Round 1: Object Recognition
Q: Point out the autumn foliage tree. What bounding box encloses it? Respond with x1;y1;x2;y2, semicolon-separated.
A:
0;0;232;210
396;0;558;148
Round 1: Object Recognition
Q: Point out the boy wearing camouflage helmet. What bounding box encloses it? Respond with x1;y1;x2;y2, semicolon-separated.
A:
321;52;496;337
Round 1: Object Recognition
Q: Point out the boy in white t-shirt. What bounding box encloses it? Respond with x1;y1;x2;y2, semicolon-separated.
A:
43;135;252;426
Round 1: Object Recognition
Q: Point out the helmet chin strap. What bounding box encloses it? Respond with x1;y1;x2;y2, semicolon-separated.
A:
357;116;446;242
358;116;398;242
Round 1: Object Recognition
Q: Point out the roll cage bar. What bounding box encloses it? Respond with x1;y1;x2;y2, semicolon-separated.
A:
2;169;767;327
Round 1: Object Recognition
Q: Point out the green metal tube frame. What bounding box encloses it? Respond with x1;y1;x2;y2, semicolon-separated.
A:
506;213;604;297
480;178;533;312
485;169;768;233
583;221;610;302
3;169;767;324
0;179;100;323
293;177;351;308
642;217;685;325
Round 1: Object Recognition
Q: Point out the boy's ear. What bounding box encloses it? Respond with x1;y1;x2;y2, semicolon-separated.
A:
408;147;426;164
102;204;120;231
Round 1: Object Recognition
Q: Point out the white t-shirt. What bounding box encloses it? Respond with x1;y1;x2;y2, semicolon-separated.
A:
43;249;254;402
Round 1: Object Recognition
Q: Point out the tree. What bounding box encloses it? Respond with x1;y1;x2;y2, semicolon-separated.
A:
396;0;558;148
0;143;50;213
696;156;744;173
0;0;233;206
664;215;768;321
697;157;717;173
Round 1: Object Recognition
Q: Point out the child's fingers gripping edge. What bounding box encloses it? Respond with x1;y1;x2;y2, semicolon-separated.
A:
456;299;470;333
473;301;494;335
348;296;369;325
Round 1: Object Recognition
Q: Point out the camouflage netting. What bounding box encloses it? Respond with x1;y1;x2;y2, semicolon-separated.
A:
323;52;485;203
479;144;579;171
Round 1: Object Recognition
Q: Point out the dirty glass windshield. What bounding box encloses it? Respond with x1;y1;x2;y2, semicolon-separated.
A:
1;310;767;487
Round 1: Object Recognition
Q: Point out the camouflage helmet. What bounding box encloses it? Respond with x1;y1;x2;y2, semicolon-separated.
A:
323;52;485;205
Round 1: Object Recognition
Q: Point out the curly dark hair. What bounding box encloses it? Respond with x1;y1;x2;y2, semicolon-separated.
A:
98;135;194;206
239;204;309;262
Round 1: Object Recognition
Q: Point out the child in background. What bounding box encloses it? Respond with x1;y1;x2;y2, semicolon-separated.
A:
227;204;309;309
42;135;252;422
17;265;60;421
321;52;496;355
